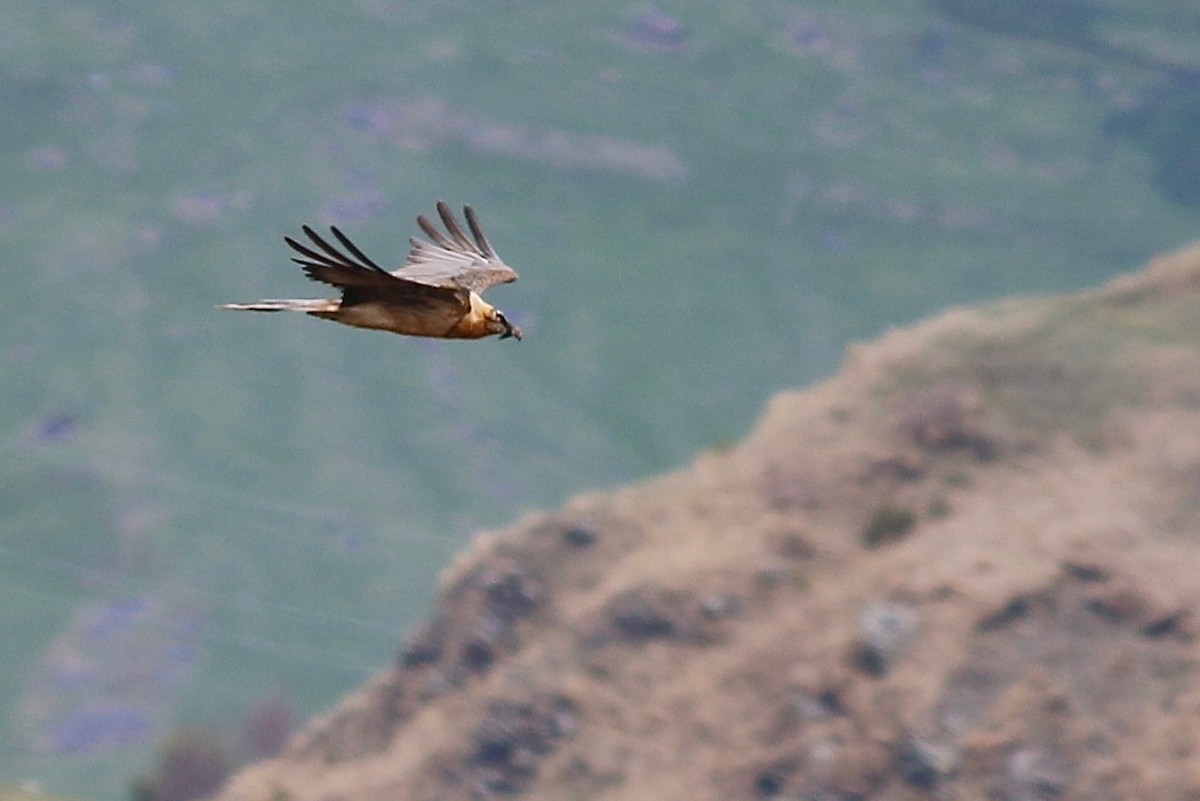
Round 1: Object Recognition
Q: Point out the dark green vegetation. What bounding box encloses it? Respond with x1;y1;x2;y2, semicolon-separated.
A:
130;728;228;801
861;505;918;548
937;0;1200;207
934;0;1103;42
0;2;1197;799
1108;86;1200;206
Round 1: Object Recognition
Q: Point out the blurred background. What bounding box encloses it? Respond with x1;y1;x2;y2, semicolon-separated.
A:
2;1;1198;798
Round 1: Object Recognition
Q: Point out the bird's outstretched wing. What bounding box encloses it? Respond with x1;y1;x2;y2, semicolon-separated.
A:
285;225;464;308
285;202;517;299
402;202;519;294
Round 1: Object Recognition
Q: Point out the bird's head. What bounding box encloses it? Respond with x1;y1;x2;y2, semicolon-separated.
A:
492;309;522;341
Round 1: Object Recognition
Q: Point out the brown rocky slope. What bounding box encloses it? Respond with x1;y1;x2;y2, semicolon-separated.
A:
215;244;1200;801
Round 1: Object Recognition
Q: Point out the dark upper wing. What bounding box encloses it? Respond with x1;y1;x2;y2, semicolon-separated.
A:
284;225;465;308
400;202;518;294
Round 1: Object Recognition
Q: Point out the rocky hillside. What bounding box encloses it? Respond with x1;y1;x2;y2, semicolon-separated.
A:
214;244;1200;801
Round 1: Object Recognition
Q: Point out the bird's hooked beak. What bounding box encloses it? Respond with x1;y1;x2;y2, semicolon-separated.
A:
494;309;522;341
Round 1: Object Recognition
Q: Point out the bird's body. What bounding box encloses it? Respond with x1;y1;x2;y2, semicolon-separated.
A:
222;202;521;341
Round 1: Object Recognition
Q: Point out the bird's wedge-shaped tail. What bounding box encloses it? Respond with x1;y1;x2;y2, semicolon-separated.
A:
220;298;339;313
221;202;522;340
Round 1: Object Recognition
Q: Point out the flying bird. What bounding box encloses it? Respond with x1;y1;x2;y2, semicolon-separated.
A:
222;202;521;340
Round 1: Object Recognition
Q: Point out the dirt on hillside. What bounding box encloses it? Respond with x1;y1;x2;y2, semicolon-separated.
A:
213;243;1200;801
